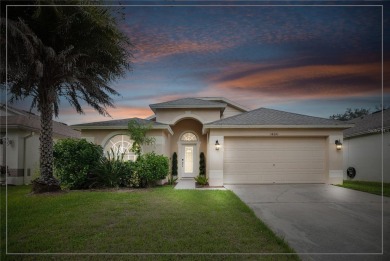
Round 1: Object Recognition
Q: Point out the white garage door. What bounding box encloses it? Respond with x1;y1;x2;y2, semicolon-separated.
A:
224;137;326;184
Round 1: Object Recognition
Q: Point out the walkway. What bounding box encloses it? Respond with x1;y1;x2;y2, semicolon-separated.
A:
174;179;195;189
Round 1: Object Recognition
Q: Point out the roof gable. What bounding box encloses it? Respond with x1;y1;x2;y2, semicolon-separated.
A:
149;98;227;112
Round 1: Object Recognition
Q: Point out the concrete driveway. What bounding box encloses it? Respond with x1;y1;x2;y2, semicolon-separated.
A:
225;184;390;261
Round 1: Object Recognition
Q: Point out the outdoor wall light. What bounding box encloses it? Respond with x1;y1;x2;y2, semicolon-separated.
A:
0;137;12;146
215;140;220;150
335;140;342;150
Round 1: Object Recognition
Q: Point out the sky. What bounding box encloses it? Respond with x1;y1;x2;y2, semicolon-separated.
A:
4;1;390;125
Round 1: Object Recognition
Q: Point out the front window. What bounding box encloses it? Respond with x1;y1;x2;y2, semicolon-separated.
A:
104;134;136;161
181;132;197;142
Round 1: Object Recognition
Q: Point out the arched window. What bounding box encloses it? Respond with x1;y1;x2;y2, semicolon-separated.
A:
181;132;197;142
103;134;137;161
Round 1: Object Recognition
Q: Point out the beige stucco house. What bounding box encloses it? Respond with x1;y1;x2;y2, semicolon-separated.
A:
343;109;390;183
72;97;352;186
0;104;80;185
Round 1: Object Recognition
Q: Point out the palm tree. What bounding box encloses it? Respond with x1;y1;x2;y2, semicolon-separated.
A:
1;2;134;192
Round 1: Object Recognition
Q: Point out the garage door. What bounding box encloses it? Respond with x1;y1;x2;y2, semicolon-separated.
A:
224;137;326;184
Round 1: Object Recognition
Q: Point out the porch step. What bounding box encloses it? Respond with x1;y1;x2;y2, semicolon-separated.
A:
174;179;195;189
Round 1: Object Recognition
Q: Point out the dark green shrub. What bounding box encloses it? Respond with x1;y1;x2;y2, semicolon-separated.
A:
199;152;206;176
194;175;208;186
91;148;133;188
136;152;169;186
172;152;178;176
53;138;103;189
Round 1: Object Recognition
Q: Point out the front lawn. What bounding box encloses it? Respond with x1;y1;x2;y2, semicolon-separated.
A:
337;180;390;197
1;186;298;260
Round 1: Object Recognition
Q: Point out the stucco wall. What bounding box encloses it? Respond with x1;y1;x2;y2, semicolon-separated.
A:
343;132;390;183
2;130;37;185
155;108;221;124
221;105;244;119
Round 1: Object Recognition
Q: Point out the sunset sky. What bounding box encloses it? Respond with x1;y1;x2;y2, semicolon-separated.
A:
5;1;390;125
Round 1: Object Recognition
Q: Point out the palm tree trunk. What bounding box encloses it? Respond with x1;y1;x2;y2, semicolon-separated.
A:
32;100;61;193
40;101;54;179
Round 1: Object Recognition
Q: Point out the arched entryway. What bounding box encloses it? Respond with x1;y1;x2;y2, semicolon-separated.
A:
170;118;207;179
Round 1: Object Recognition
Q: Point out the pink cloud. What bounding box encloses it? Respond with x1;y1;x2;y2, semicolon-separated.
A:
121;24;227;64
211;62;382;99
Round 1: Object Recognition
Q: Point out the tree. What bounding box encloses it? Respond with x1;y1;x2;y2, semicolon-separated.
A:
1;1;134;192
199;152;206;176
329;108;370;121
172;152;178;177
127;119;155;158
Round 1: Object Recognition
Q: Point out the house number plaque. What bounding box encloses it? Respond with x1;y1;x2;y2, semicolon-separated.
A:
270;132;279;136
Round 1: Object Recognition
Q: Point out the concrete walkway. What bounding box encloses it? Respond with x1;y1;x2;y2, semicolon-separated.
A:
174;179;195;189
226;184;390;261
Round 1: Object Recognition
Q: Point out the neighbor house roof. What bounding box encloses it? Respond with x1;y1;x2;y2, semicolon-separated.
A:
204;107;353;129
149;98;227;113
344;109;390;139
0;104;80;138
72;117;173;134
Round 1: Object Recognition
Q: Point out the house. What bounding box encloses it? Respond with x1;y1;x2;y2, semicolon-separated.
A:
72;97;352;186
0;104;80;185
343;109;390;183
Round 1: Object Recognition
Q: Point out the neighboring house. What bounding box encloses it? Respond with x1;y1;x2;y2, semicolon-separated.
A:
73;97;352;186
343;109;390;183
0;104;80;185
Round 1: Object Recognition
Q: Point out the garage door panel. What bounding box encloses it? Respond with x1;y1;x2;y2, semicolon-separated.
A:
223;137;326;184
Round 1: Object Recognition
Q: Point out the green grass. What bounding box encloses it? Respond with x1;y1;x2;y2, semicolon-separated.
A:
337;180;390;197
1;186;299;261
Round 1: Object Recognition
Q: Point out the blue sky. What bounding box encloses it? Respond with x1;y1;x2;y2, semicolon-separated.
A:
5;1;390;124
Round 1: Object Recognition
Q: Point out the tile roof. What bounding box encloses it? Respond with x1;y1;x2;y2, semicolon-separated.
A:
206;107;351;127
149;98;226;112
72;117;163;128
344;109;390;138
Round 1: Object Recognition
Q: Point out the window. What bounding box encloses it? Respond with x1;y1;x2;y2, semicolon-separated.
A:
181;132;197;142
104;134;136;161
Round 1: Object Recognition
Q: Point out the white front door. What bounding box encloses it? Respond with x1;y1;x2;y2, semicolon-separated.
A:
181;144;197;178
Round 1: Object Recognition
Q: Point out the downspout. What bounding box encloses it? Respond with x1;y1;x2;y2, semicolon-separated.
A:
23;131;35;185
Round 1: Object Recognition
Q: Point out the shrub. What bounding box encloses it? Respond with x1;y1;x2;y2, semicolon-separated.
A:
199;152;206;176
194;175;208;186
53;138;103;189
136;152;169;187
91;149;133;188
172;152;178;177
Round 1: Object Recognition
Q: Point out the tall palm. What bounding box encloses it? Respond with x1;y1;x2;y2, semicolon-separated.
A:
1;2;133;192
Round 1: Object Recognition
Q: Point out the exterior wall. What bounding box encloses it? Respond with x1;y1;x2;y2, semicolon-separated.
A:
207;128;345;186
208;135;224;186
327;134;343;184
221;105;244;119
24;134;40;184
1;129;37;185
343;132;390;183
155;108;221;124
